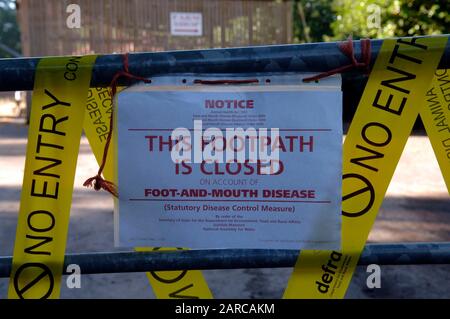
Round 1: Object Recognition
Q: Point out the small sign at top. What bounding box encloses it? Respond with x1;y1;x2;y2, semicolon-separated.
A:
170;12;203;36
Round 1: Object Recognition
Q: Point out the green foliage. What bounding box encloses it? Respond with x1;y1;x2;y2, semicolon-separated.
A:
293;0;450;42
0;0;21;57
293;0;335;43
384;0;450;37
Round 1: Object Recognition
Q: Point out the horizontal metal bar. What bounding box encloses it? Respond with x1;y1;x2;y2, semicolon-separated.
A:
0;243;449;277
0;37;449;91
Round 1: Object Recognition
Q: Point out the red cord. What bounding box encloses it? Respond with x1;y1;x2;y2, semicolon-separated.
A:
303;37;372;83
193;79;259;85
83;53;151;197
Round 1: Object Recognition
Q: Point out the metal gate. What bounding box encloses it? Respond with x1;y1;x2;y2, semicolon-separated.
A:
0;38;449;280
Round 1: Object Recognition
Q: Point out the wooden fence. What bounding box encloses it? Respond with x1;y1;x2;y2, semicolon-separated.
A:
17;0;292;56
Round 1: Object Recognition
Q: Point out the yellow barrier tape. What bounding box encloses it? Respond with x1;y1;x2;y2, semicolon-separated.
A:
8;55;97;299
84;87;213;299
284;36;448;299
420;69;450;193
84;87;115;180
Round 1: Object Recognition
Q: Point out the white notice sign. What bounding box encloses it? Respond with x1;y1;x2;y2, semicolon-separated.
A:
116;81;342;250
170;12;202;36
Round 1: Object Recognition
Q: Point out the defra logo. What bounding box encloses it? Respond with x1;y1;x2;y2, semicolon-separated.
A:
315;251;342;294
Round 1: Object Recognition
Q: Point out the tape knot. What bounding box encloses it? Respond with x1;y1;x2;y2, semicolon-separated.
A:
83;174;118;197
84;53;150;198
303;36;371;83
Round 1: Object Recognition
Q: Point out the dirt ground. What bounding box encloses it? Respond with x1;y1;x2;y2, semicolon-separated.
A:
0;120;449;299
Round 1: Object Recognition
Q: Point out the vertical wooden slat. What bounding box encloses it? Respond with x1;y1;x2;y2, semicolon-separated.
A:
248;1;251;46
16;0;31;56
285;0;292;44
221;0;226;47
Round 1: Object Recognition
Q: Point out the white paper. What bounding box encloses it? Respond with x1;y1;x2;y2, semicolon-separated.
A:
115;79;342;249
170;12;202;36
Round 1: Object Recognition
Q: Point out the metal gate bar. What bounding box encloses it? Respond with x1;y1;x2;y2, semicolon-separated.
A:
0;37;449;91
0;243;449;277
